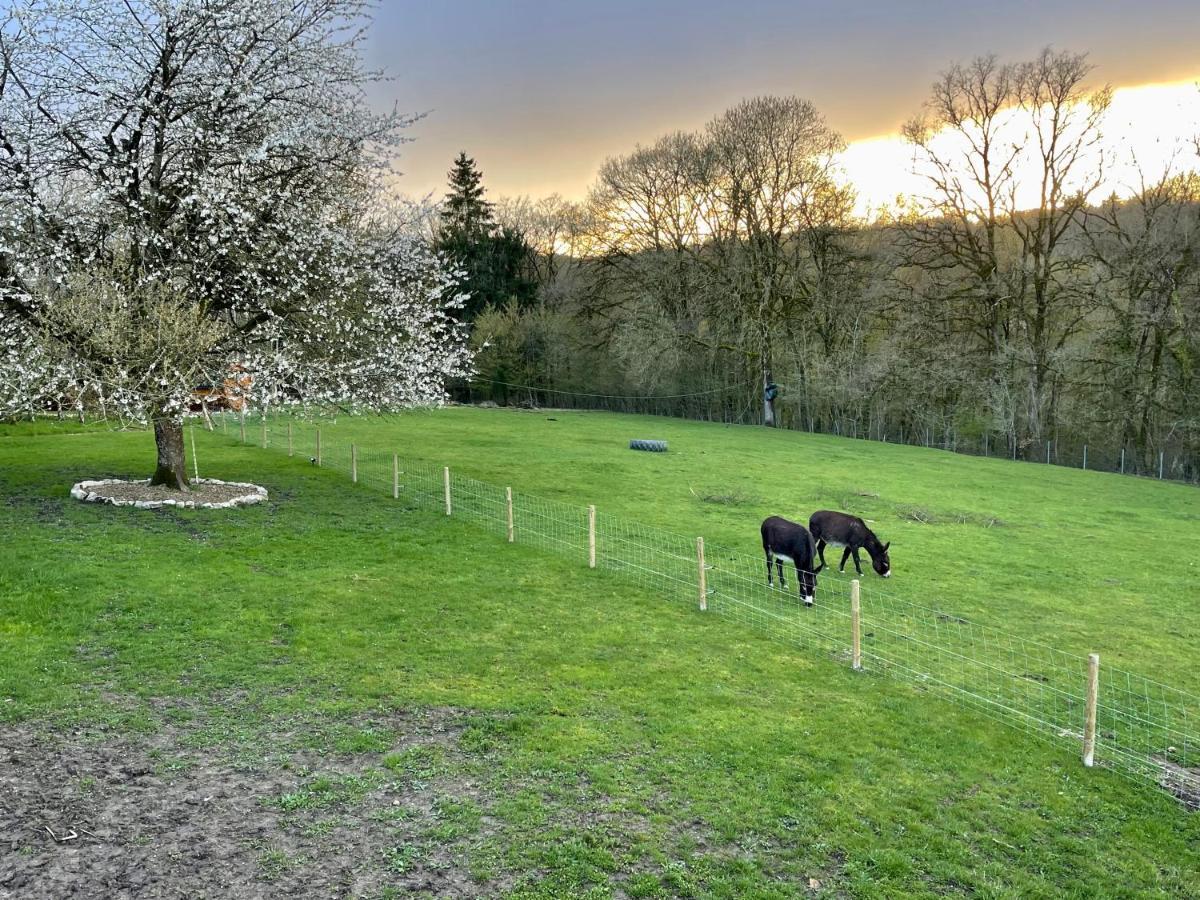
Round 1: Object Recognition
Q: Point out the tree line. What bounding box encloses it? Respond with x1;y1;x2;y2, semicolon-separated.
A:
445;49;1199;477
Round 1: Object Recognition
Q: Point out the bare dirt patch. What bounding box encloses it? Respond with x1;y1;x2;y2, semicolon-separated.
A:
1;696;784;897
0;703;504;899
1156;759;1200;812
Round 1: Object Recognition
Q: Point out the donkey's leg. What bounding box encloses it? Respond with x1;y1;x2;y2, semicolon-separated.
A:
816;539;828;569
776;559;786;588
839;546;852;572
852;548;864;576
765;551;773;586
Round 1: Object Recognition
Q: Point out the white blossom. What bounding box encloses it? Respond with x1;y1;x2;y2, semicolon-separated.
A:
0;0;471;429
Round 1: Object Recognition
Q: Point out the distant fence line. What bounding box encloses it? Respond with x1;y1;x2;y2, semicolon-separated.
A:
205;411;1200;809
458;377;1200;486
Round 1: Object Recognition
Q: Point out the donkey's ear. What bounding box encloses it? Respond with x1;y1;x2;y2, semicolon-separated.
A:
884;542;891;551
814;562;825;574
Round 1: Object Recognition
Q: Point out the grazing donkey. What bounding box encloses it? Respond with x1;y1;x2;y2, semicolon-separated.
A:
808;510;891;578
760;516;825;606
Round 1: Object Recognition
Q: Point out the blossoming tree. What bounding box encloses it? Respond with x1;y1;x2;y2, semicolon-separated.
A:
0;0;471;489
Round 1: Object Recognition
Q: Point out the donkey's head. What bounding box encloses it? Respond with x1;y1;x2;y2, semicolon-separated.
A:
870;541;891;578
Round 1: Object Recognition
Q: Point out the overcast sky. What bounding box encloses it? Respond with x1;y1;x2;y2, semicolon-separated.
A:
362;0;1200;202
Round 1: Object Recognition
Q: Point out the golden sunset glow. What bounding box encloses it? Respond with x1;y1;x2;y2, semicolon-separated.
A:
842;77;1200;220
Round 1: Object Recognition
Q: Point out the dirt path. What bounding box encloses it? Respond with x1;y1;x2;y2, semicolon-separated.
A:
1;703;506;899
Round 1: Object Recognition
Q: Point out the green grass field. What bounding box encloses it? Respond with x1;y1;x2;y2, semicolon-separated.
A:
295;407;1200;691
2;408;1199;897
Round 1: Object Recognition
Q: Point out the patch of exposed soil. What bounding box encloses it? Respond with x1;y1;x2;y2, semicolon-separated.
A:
99;481;252;504
0;695;810;898
1156;759;1200;812
0;704;503;899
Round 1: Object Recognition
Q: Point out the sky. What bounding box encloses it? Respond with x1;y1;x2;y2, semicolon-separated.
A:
363;0;1200;209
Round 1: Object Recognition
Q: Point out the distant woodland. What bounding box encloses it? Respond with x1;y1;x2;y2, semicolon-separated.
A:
441;50;1200;476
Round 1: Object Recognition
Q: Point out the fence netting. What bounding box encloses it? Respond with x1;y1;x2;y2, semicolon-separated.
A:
203;412;1200;808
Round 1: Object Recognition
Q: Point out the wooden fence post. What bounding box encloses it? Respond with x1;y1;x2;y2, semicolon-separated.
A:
696;537;707;611
1120;447;1125;474
239;409;246;444
261;420;267;449
588;505;596;568
222;411;227;434
351;444;357;483
189;425;200;481
506;488;514;542
851;579;862;671
1159;451;1165;480
1082;444;1087;470
316;428;321;467
288;422;293;457
443;467;451;516
393;454;399;499
1083;653;1100;767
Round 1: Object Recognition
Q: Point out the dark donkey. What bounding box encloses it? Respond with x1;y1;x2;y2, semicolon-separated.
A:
761;516;825;606
808;510;891;578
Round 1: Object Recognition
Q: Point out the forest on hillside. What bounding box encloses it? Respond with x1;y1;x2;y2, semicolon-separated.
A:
445;50;1200;478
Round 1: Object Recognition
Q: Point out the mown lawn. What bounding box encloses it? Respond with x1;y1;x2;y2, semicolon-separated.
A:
2;410;1198;898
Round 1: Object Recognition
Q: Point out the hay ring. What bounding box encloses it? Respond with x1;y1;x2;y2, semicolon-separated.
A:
629;440;668;452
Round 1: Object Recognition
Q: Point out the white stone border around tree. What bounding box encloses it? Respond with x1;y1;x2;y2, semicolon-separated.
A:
70;478;268;510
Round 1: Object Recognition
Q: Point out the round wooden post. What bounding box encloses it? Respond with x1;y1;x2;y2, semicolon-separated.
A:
1083;653;1100;767
315;428;321;467
696;537;707;611
588;505;596;568
443;467;452;516
851;579;862;671
189;425;200;481
1159;451;1165;480
1120;447;1125;474
1082;444;1087;470
351;443;358;483
392;454;399;499
287;422;293;457
239;409;246;444
506;488;514;542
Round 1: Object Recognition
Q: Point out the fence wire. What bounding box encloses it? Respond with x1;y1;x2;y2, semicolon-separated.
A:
206;412;1200;808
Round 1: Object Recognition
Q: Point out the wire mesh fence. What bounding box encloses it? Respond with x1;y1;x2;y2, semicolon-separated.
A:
203;411;1200;808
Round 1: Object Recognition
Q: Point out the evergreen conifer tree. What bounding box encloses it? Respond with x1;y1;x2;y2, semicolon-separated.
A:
442;152;494;235
438;153;537;319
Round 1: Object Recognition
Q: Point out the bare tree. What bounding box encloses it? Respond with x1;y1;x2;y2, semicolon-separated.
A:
701;97;850;426
1082;168;1200;464
577;99;852;425
494;194;589;296
900;49;1111;453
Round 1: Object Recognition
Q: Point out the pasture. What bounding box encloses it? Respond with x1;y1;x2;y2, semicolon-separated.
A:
2;408;1199;898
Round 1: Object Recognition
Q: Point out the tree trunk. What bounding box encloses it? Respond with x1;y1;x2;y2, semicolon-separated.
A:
150;414;190;490
762;365;776;428
760;316;776;428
